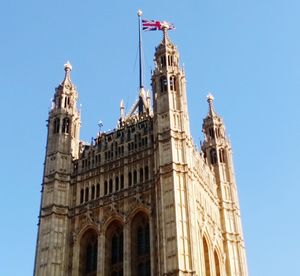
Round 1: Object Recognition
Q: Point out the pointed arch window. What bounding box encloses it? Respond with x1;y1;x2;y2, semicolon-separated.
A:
208;128;215;139
104;181;108;195
133;170;137;185
140;168;144;183
85;187;89;202
131;213;150;276
160;56;166;67
120;174;124;189
169;76;176;91
145;166;149;181
80;189;84;204
210;148;217;165
214;251;221;276
128;172;132;187
115;176;119;191
91;185;95;200
109;179;113;193
219;148;226;163
79;230;98;276
106;223;124;276
159;76;168;93
96;184;100;198
53;118;60;134
203;237;211;276
62;117;70;134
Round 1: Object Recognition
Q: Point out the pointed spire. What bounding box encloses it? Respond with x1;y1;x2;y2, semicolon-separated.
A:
120;99;125;119
207;93;216;117
62;61;73;85
162;26;170;45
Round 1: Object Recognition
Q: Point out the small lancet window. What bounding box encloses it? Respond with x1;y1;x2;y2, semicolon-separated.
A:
160;56;166;67
104;181;108;195
80;189;84;204
91;185;95;200
160;76;168;93
109;179;113;193
219;149;226;163
120;174;124;189
145;166;149;180
53;118;60;134
133;170;137;185
128;172;132;187
170;76;176;91
210;148;217;165
85;187;89;202
62;118;70;134
96;184;100;198
168;55;174;66
140;168;144;183
115;176;119;191
208;128;215;139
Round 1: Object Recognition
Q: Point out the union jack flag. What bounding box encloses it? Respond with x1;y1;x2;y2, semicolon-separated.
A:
142;19;175;31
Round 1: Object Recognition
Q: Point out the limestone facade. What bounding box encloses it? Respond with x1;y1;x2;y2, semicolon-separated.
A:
34;31;248;276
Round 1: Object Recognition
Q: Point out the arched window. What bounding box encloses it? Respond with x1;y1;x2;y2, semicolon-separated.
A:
96;184;100;198
104;181;108;195
91;185;95;200
133;170;137;185
109;179;113;193
115;176;119;191
145;166;149;180
62;117;70;134
85;187;89;202
131;213;150;276
208;128;215;139
80;189;84;204
169;76;176;91
210;148;217;165
106;223;123;276
128;172;132;187
159;76;168;93
120;175;124;189
214;251;221;276
160;56;166;67
203;237;211;276
53;118;60;134
140;168;144;183
79;230;98;276
219;148;226;163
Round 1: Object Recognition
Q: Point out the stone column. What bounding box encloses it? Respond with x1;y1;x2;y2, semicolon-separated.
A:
98;231;106;275
149;210;155;276
124;220;131;275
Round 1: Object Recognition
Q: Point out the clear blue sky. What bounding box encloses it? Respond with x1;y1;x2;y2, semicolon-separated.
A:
0;1;299;275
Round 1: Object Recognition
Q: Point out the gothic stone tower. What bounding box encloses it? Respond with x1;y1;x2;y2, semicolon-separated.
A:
34;30;248;276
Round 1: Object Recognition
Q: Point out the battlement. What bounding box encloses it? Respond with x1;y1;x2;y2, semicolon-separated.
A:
73;115;154;175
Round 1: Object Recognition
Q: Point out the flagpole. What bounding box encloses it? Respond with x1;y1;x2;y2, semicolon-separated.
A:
137;10;144;89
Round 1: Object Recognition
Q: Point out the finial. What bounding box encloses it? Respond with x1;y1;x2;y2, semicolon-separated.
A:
162;26;169;44
207;93;215;116
120;99;125;119
120;99;124;108
62;61;73;85
64;61;72;72
137;9;142;17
